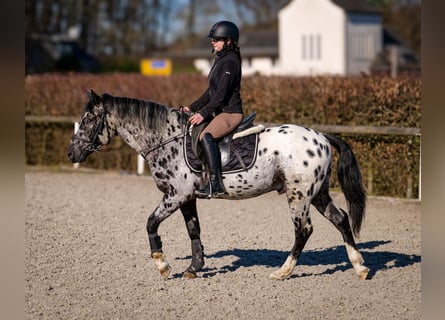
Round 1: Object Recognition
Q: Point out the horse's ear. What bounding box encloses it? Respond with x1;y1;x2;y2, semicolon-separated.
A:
87;89;101;105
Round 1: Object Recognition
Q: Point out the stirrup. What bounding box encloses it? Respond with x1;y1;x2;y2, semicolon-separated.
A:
195;187;212;199
195;191;211;199
194;182;224;198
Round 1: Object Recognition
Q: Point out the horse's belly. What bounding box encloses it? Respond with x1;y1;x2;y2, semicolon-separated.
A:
222;172;277;199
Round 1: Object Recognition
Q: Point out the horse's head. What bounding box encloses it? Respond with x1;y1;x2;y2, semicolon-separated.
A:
67;90;112;163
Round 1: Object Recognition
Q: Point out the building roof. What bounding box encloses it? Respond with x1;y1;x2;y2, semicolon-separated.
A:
332;0;382;14
239;30;278;57
185;29;278;58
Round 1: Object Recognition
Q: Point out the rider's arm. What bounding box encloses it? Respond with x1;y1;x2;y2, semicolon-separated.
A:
189;89;210;112
197;59;237;119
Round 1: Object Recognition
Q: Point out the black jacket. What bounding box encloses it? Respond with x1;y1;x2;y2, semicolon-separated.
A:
189;48;243;119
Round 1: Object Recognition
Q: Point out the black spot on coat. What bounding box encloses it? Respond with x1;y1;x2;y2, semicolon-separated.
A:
306;149;315;158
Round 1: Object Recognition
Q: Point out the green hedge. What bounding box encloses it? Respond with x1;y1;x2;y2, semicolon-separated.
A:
25;73;421;198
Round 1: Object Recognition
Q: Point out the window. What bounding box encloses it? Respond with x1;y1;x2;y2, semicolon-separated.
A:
302;34;322;60
317;34;321;59
302;35;306;60
351;33;375;60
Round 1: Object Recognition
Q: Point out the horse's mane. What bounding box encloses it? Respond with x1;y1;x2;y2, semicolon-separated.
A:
102;94;172;133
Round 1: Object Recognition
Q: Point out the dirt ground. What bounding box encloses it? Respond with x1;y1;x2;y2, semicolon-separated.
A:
25;168;421;320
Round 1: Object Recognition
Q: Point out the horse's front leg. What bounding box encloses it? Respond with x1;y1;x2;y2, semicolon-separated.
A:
180;199;205;278
146;198;177;280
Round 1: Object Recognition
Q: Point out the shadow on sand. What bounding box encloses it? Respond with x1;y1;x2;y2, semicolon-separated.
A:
174;240;420;279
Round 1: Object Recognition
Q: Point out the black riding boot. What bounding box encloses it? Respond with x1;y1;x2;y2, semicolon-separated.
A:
195;133;225;198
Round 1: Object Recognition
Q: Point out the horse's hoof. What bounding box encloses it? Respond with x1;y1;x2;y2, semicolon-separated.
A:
269;270;289;280
269;256;295;280
357;266;369;280
152;252;171;280
183;271;197;279
160;265;171;280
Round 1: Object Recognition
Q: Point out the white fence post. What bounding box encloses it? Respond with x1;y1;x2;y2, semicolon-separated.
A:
137;154;145;175
419;142;421;201
73;122;80;169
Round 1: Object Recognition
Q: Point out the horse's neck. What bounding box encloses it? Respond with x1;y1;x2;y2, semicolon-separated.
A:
110;107;177;155
112;118;154;154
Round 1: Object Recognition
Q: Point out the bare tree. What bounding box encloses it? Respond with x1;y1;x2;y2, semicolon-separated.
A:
186;0;197;37
26;0;40;35
233;0;290;29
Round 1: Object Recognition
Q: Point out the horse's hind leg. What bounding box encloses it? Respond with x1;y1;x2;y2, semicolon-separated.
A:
180;199;205;279
270;188;313;280
312;183;369;280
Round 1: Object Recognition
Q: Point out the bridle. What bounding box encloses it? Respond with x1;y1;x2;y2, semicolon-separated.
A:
73;108;191;160
71;109;107;153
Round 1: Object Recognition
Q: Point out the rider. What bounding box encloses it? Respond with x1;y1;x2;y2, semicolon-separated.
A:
182;20;244;198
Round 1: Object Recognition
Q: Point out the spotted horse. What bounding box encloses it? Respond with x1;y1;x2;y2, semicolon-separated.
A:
67;90;369;281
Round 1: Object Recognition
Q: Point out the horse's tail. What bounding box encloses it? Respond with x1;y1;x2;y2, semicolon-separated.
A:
324;133;366;237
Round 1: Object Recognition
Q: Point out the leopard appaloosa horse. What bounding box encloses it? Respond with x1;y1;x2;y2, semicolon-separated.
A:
68;90;369;281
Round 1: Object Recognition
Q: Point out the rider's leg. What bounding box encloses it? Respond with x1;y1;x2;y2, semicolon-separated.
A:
195;113;242;198
199;112;243;140
194;132;225;197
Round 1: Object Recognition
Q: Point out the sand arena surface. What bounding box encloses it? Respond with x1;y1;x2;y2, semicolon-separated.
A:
25;169;420;319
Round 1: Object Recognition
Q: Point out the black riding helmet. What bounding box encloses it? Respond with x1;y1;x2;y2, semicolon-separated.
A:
207;21;239;43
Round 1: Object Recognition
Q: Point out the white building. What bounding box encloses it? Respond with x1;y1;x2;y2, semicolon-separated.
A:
277;0;382;76
190;0;399;76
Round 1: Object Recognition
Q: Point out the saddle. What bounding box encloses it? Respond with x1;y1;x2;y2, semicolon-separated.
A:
186;112;265;173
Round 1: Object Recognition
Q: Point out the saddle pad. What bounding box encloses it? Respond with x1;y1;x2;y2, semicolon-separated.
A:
184;133;259;174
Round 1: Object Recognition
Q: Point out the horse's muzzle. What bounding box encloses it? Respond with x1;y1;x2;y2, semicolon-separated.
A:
67;144;89;163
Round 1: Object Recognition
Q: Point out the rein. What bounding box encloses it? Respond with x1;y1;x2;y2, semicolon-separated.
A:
141;131;187;159
141;118;190;159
